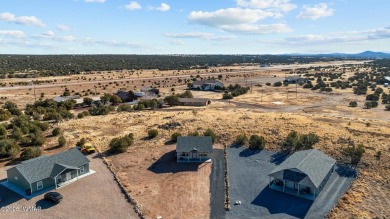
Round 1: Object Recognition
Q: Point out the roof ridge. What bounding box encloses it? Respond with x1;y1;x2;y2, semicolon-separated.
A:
295;149;315;172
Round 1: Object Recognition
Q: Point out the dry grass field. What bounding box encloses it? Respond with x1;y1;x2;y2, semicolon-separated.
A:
54;101;390;218
1;60;389;218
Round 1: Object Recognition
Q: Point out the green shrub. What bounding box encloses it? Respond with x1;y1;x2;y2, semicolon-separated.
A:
222;93;233;99
117;104;134;112
204;129;217;143
109;133;134;153
0;139;20;158
148;129;159;139
77;111;90;119
171;132;182;143
188;131;200;136
248;135;265;150
234;134;248;146
273;81;282;87
58;135;66;147
0;109;12;121
52;127;62;136
349;101;358;107
31;132;46;146
20;147;42;161
386;105;390;111
77;138;86;147
0;125;7;139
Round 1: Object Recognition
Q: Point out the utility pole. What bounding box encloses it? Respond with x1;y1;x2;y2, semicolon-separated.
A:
261;89;264;103
286;89;289;100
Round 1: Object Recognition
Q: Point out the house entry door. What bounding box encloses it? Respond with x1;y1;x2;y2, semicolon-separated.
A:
191;151;198;159
66;172;71;181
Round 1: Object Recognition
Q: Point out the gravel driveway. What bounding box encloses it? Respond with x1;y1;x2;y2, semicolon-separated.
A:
0;153;138;219
226;147;356;219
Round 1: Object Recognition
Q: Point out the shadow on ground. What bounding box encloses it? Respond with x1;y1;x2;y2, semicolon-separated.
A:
251;187;313;219
0;185;23;207
239;148;262;157
270;151;289;165
35;199;56;209
335;164;358;178
147;150;202;174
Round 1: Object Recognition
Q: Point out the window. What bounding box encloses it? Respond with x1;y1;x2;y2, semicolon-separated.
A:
80;166;85;174
37;181;43;190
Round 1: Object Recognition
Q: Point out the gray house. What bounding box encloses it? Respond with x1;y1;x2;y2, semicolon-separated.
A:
268;149;336;200
284;76;307;84
176;136;213;162
6;148;90;196
192;79;224;91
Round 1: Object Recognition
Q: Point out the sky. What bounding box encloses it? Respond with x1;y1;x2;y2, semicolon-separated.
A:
0;0;390;54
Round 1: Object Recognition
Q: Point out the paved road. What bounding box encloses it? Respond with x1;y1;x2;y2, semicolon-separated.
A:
210;148;226;219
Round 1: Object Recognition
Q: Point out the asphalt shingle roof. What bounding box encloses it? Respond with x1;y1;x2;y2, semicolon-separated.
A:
269;149;336;189
176;136;213;153
178;98;211;103
192;79;223;86
8;148;89;184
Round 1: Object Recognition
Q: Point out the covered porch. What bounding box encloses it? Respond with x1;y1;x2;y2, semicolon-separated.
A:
268;177;316;200
177;149;210;162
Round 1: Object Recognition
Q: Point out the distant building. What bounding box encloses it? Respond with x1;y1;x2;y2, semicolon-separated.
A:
6;148;91;196
53;95;80;103
115;90;134;102
268;149;336;200
178;98;211;106
176;136;213;162
260;64;270;67
284;76;307;84
192;79;224;91
140;87;160;96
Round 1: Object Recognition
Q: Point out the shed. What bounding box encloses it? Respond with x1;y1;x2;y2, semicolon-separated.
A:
178;98;211;106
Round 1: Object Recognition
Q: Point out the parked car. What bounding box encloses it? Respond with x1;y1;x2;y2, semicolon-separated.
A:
44;192;63;204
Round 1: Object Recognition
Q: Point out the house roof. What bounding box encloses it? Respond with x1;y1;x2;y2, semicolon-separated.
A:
7;148;90;184
269;149;336;189
116;90;130;100
176;136;213;153
141;87;159;92
285;76;305;81
178;98;211;103
192;79;223;86
385;76;390;82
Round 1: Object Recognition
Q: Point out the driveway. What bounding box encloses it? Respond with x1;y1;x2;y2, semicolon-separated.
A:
226;147;356;219
210;148;225;219
0;153;138;219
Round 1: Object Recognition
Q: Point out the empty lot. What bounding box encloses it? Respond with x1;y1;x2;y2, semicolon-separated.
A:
0;154;138;219
226;147;357;219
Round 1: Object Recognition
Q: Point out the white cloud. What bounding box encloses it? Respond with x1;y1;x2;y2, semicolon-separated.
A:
297;3;334;20
57;24;71;31
188;8;291;35
263;27;390;45
164;32;236;41
43;31;55;37
0;12;45;27
84;0;106;3
168;40;185;45
125;1;142;10
236;0;296;12
155;3;170;12
0;30;25;38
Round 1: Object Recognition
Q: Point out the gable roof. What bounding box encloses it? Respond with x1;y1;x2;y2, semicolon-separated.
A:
192;79;223;86
269;149;336;188
176;136;213;153
7;148;89;184
178;98;211;103
53;95;80;103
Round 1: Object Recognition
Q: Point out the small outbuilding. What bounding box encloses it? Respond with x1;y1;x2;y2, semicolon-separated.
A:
178;98;211;106
53;95;80;103
6;148;90;196
268;149;335;200
176;136;213;162
284;76;307;84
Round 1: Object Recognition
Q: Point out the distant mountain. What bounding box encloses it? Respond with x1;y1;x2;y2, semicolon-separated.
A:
289;51;390;59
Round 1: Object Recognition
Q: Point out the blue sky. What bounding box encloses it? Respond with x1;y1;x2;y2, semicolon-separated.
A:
0;0;389;54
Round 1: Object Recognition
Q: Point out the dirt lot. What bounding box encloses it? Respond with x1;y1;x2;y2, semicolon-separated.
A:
0;154;138;219
55;105;390;219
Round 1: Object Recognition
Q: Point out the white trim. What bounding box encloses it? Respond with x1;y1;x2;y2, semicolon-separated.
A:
37;181;43;190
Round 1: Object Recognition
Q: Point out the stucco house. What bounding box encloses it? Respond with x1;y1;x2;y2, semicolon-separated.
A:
192;79;224;91
268;149;336;200
176;136;213;162
6;148;90;196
